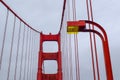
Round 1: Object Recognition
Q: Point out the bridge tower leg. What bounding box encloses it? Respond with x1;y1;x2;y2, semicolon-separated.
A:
37;32;62;80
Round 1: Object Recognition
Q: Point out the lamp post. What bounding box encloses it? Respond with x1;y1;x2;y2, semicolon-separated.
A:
67;20;113;80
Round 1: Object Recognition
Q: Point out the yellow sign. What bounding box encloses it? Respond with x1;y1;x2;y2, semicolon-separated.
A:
67;26;79;34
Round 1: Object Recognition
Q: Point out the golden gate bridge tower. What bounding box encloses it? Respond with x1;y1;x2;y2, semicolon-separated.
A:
37;33;62;80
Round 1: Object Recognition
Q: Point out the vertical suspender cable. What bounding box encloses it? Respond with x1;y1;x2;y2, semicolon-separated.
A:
89;0;100;79
32;33;36;80
74;34;80;80
62;20;67;80
27;30;31;80
69;35;73;80
75;34;80;80
86;0;100;80
65;32;70;80
67;2;70;80
7;16;16;80
72;0;76;20
86;0;96;80
14;21;21;80
62;29;66;80
29;32;32;80
23;28;29;80
61;25;65;80
0;9;9;70
63;31;66;79
67;0;73;80
65;33;68;80
67;0;70;20
31;32;35;80
19;25;25;80
65;1;70;79
26;29;30;80
66;0;75;80
72;0;80;79
29;31;33;80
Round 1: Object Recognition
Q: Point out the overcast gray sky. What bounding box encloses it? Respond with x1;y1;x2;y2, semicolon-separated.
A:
0;0;120;80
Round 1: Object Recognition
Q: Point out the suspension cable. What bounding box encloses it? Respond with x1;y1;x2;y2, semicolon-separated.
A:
19;25;25;80
66;33;70;80
29;31;34;80
7;16;16;80
69;35;73;80
63;34;67;79
61;22;66;80
72;0;76;20
0;9;9;70
86;0;96;80
31;32;35;80
67;0;74;79
76;34;80;80
23;28;29;80
74;34;80;80
27;30;31;80
86;0;100;80
89;0;100;79
0;1;40;33
14;21;21;80
0;1;40;80
59;0;67;33
72;0;81;79
32;33;36;80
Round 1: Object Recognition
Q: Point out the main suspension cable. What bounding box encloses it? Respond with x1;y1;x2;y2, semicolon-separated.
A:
0;1;40;33
59;0;67;33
